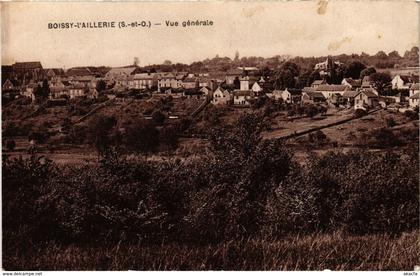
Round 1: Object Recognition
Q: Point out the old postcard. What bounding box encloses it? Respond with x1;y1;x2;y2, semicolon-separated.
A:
1;0;419;271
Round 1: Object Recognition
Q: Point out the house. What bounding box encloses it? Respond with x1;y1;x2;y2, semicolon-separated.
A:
183;88;204;99
275;88;302;104
239;76;250;91
314;57;342;77
391;74;419;90
251;82;263;96
342;90;360;107
68;84;87;99
301;89;326;104
12;61;45;83
211;87;231;105
158;73;183;91
409;83;419;109
316;84;349;99
200;86;212;97
105;66;140;81
198;76;210;88
342;78;362;89
233;90;254;106
45;68;65;80
2;79;16;91
354;89;379;110
361;75;374;88
131;73;158;90
164;88;184;98
66;67;95;77
182;77;198;89
311;79;327;88
226;69;243;85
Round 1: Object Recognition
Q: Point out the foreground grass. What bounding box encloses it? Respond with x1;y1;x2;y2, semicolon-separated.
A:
4;231;419;271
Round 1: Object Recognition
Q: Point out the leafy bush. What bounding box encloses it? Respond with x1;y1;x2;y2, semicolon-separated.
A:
5;139;16;151
385;116;396;127
404;110;418;120
354;109;367;118
151;110;166;125
265;150;419;236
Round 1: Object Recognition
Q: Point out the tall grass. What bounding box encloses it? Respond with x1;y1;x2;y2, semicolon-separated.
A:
4;231;418;270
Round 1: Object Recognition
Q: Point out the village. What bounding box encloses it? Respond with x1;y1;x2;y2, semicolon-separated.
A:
2;49;420;163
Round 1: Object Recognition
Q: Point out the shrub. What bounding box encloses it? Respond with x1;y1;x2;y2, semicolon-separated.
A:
308;130;327;144
5;139;16;151
123;120;159;153
304;104;318;118
385;116;396;127
404;110;418;120
151;110;166;125
264;150;419;236
354;109;367;118
159;125;179;151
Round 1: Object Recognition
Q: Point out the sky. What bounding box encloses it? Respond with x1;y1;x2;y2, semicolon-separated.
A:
1;1;418;68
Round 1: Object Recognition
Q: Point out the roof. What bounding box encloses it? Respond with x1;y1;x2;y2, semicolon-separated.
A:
133;73;155;80
343;90;360;98
316;85;348;92
184;89;203;96
183;77;198;83
302;87;316;93
227;69;243;75
409;92;419;99
343;78;362;87
311;80;326;86
362;76;371;83
66;67;93;76
410;83;419;90
284;88;302;95
13;62;43;70
233;90;253;96
303;91;325;99
106;67;138;77
342;91;360;98
360;90;378;98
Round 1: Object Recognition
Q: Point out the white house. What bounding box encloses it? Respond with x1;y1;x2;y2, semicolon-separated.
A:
251;82;263;96
409;83;419;109
391;75;415;90
273;88;302;103
211;87;231;105
341;78;362;90
233;90;254;106
131;73;157;90
316;84;349;99
354;90;379;110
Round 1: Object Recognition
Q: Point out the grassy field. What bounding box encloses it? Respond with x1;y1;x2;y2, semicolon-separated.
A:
4;231;419;271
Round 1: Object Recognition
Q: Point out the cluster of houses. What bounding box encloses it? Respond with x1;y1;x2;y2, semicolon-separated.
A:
2;60;419;111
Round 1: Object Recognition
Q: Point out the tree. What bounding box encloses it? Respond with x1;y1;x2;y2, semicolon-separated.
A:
188;113;293;241
5;139;16;151
152;110;166;125
159;125;179;151
375;51;388;59
123;121;159;153
86;115;117;157
96;80;107;92
370;72;392;94
360;67;376;79
403;46;419;60
387;50;401;59
274;62;300;89
344;61;366;79
304;104;318;118
163;60;172;66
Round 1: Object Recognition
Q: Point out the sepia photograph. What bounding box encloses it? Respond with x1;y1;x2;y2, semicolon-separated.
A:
1;0;419;271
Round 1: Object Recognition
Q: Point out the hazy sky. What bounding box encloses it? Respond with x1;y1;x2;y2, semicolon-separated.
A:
1;1;418;68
